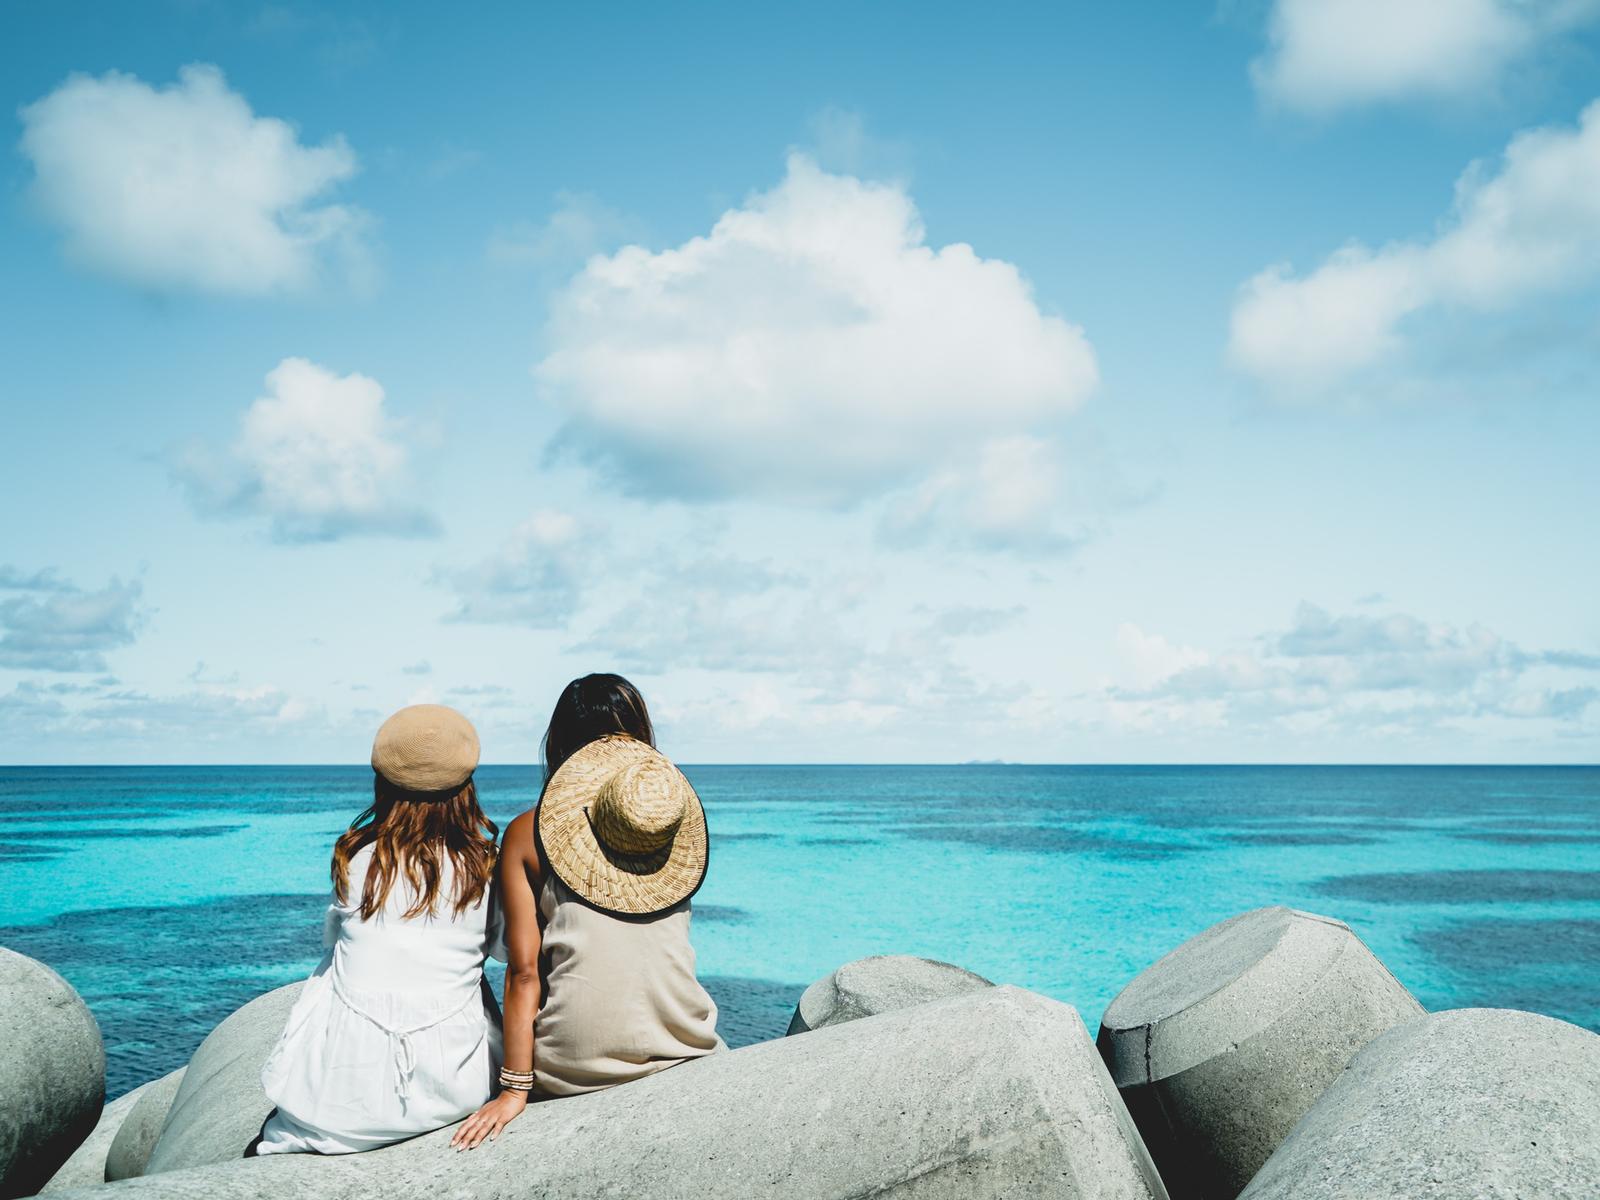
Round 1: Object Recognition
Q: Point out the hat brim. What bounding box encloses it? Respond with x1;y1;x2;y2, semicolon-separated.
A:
537;735;708;916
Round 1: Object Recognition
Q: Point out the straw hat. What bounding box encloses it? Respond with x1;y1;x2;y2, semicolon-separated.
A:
538;734;707;915
371;704;480;792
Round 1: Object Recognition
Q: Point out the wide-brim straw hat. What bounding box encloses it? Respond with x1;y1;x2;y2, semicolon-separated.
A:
371;703;480;793
538;734;707;916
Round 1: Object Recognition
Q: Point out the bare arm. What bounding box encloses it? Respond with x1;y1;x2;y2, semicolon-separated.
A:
497;812;543;1079
453;812;543;1149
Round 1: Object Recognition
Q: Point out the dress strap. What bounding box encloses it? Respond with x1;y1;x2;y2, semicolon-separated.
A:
330;974;481;1103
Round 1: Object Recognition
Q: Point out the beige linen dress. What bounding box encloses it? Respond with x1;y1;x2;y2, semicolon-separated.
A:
533;875;719;1096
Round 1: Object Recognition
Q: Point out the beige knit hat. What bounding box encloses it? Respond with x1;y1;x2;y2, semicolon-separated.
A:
371;704;480;792
537;734;707;915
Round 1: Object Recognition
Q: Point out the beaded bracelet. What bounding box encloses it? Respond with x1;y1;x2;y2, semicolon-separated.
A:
498;1068;535;1093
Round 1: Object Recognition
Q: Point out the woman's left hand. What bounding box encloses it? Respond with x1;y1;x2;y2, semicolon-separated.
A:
451;1090;528;1150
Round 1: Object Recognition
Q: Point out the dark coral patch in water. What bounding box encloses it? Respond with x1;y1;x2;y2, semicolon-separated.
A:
0;893;327;1097
1316;870;1600;904
702;975;805;1047
691;905;750;923
1222;831;1378;846
1412;918;1600;1033
0;841;60;861
903;823;1195;860
5;823;247;841
799;836;878;846
1417;917;1600;968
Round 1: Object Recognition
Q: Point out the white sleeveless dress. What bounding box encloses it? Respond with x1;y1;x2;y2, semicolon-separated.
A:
533;875;719;1097
256;845;505;1155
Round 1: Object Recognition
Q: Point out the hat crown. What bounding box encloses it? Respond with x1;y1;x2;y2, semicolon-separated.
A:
371;703;479;793
591;758;686;855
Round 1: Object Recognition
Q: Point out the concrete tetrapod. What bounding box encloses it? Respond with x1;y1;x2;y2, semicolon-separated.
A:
40;1071;179;1193
0;947;106;1200
786;954;993;1034
1239;1008;1600;1199
1096;907;1421;1200
102;1068;186;1182
53;987;1171;1200
140;984;303;1177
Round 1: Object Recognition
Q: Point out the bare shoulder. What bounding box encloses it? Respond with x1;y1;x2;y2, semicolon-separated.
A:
502;811;542;880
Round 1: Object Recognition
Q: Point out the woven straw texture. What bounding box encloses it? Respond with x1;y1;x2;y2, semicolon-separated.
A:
370;704;480;792
538;735;707;915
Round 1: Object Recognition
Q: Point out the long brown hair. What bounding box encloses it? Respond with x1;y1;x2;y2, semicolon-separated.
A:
332;775;499;920
541;673;655;784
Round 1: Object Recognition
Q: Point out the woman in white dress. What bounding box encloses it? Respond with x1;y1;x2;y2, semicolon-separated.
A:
255;704;504;1155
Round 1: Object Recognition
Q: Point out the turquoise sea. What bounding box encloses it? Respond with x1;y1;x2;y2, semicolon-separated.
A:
2;764;1597;1099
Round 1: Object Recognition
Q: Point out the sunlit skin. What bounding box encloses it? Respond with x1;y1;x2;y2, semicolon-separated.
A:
451;812;542;1150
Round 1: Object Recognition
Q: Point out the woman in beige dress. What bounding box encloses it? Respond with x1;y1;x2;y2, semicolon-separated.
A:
452;674;719;1149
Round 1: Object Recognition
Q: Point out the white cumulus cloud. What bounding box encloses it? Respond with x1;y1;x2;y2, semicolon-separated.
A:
1230;100;1600;391
174;358;434;542
536;153;1097;524
18;63;371;295
1252;0;1600;114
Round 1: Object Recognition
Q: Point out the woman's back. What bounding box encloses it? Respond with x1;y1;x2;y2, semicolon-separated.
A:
449;684;722;1154
257;703;503;1156
534;874;718;1096
334;845;500;996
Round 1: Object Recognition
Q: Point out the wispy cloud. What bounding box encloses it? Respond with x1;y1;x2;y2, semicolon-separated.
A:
173;357;436;542
0;569;143;673
643;597;1041;753
573;551;1018;712
487;191;642;270
879;434;1088;553
0;680;336;751
803;107;914;180
1231;100;1600;392
535;153;1097;547
1252;0;1600;115
0;567;73;592
18;64;373;295
438;511;588;627
1107;602;1600;736
245;5;383;73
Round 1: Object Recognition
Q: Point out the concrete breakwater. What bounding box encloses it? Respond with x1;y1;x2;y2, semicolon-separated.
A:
0;948;104;1200
1096;907;1425;1198
5;906;1597;1199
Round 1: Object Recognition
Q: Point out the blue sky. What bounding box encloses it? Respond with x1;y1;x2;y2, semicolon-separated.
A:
3;0;1599;764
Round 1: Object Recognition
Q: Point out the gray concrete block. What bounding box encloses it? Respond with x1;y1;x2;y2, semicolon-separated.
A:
40;1072;173;1193
52;986;1171;1200
140;984;303;1177
1239;1007;1600;1199
786;954;993;1034
0;946;105;1200
102;1068;185;1182
1096;907;1421;1200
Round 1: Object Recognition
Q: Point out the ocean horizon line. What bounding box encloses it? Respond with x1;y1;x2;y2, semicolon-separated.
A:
2;761;1596;771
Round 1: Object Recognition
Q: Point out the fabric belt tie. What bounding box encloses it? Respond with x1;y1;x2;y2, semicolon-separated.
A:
330;975;479;1103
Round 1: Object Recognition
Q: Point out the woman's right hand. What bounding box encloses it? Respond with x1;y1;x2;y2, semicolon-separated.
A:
450;1090;528;1151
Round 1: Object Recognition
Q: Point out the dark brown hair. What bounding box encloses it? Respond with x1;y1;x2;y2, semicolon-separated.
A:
541;673;655;783
332;776;499;920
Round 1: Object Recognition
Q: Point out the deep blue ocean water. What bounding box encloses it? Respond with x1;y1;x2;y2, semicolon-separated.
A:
1;764;1596;1099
